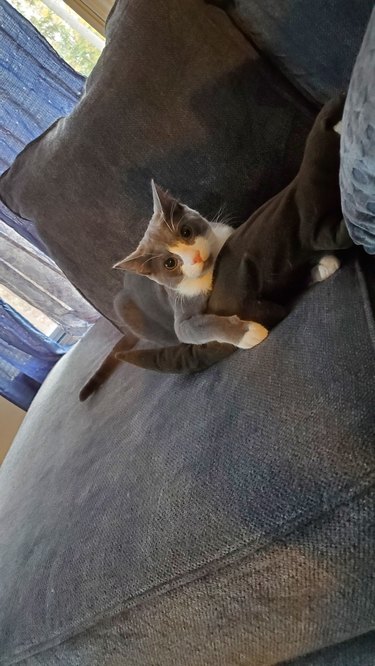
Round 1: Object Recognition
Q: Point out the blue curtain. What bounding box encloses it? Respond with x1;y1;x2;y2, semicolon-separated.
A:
0;0;97;410
0;300;70;409
0;0;85;245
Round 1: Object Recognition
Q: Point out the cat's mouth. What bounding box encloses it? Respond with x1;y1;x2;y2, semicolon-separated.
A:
181;253;213;280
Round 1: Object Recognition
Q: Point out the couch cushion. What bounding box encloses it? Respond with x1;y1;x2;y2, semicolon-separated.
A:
0;257;375;664
226;0;374;103
0;0;317;325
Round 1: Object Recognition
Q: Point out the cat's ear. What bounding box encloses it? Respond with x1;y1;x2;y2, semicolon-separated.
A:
151;179;176;217
113;248;153;275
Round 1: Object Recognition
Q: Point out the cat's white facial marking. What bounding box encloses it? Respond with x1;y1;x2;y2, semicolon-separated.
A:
168;236;211;279
172;223;233;296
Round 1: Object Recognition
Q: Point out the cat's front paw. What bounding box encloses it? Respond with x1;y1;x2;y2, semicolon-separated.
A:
238;322;268;349
310;254;341;284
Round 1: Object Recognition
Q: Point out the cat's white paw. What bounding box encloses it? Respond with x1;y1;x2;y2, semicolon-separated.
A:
310;255;341;284
333;120;342;135
238;322;268;350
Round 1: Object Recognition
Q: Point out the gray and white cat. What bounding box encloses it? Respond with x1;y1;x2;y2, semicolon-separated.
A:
114;181;269;349
80;182;269;400
80;179;339;401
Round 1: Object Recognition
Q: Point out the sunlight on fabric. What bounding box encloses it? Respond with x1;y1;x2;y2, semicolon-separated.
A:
0;284;57;336
0;219;99;339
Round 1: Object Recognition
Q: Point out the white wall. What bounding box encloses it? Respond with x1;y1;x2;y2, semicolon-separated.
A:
0;396;25;463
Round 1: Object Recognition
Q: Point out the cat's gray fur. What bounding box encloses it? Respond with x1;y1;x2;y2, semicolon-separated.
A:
113;182;267;348
79;183;267;400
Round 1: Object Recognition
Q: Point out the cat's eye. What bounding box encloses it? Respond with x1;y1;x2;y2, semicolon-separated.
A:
164;257;177;271
180;225;193;239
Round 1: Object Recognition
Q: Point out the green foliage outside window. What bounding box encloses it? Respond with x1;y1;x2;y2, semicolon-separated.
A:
9;0;102;77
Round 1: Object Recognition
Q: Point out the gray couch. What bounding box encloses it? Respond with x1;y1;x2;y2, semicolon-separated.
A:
0;1;375;664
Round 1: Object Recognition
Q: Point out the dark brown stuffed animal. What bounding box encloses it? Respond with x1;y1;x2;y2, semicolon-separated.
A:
118;95;352;373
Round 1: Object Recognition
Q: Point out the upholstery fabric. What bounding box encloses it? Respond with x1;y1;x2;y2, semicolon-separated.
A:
0;257;374;665
0;1;374;665
0;0;317;324
340;8;375;254
225;0;374;103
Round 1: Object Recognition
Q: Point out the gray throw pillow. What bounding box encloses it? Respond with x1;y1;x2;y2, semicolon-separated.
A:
0;0;315;324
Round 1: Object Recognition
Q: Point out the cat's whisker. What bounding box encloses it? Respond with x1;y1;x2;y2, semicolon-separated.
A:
210;203;224;218
213;212;238;227
210;211;237;227
146;253;165;261
162;214;174;234
140;253;164;270
215;210;226;225
209;204;226;225
176;292;185;308
169;201;177;232
177;211;190;226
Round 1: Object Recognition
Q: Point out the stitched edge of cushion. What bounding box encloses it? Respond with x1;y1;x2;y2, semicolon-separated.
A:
4;474;375;665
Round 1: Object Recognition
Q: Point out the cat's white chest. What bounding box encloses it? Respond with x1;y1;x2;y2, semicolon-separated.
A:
212;223;234;252
177;272;213;297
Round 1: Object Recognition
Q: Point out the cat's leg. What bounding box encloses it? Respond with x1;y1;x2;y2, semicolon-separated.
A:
310;254;341;284
175;313;268;349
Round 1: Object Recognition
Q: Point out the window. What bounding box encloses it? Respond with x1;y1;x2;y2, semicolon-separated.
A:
0;284;57;336
1;0;102;408
1;0;102;342
64;0;113;36
8;0;104;76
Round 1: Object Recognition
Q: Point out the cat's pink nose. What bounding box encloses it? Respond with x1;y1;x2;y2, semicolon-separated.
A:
192;250;203;265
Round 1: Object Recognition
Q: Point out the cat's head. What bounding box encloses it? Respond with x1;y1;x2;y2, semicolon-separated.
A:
114;181;227;295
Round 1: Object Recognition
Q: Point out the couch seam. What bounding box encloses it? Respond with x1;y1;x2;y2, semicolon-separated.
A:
205;1;320;109
4;474;375;665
